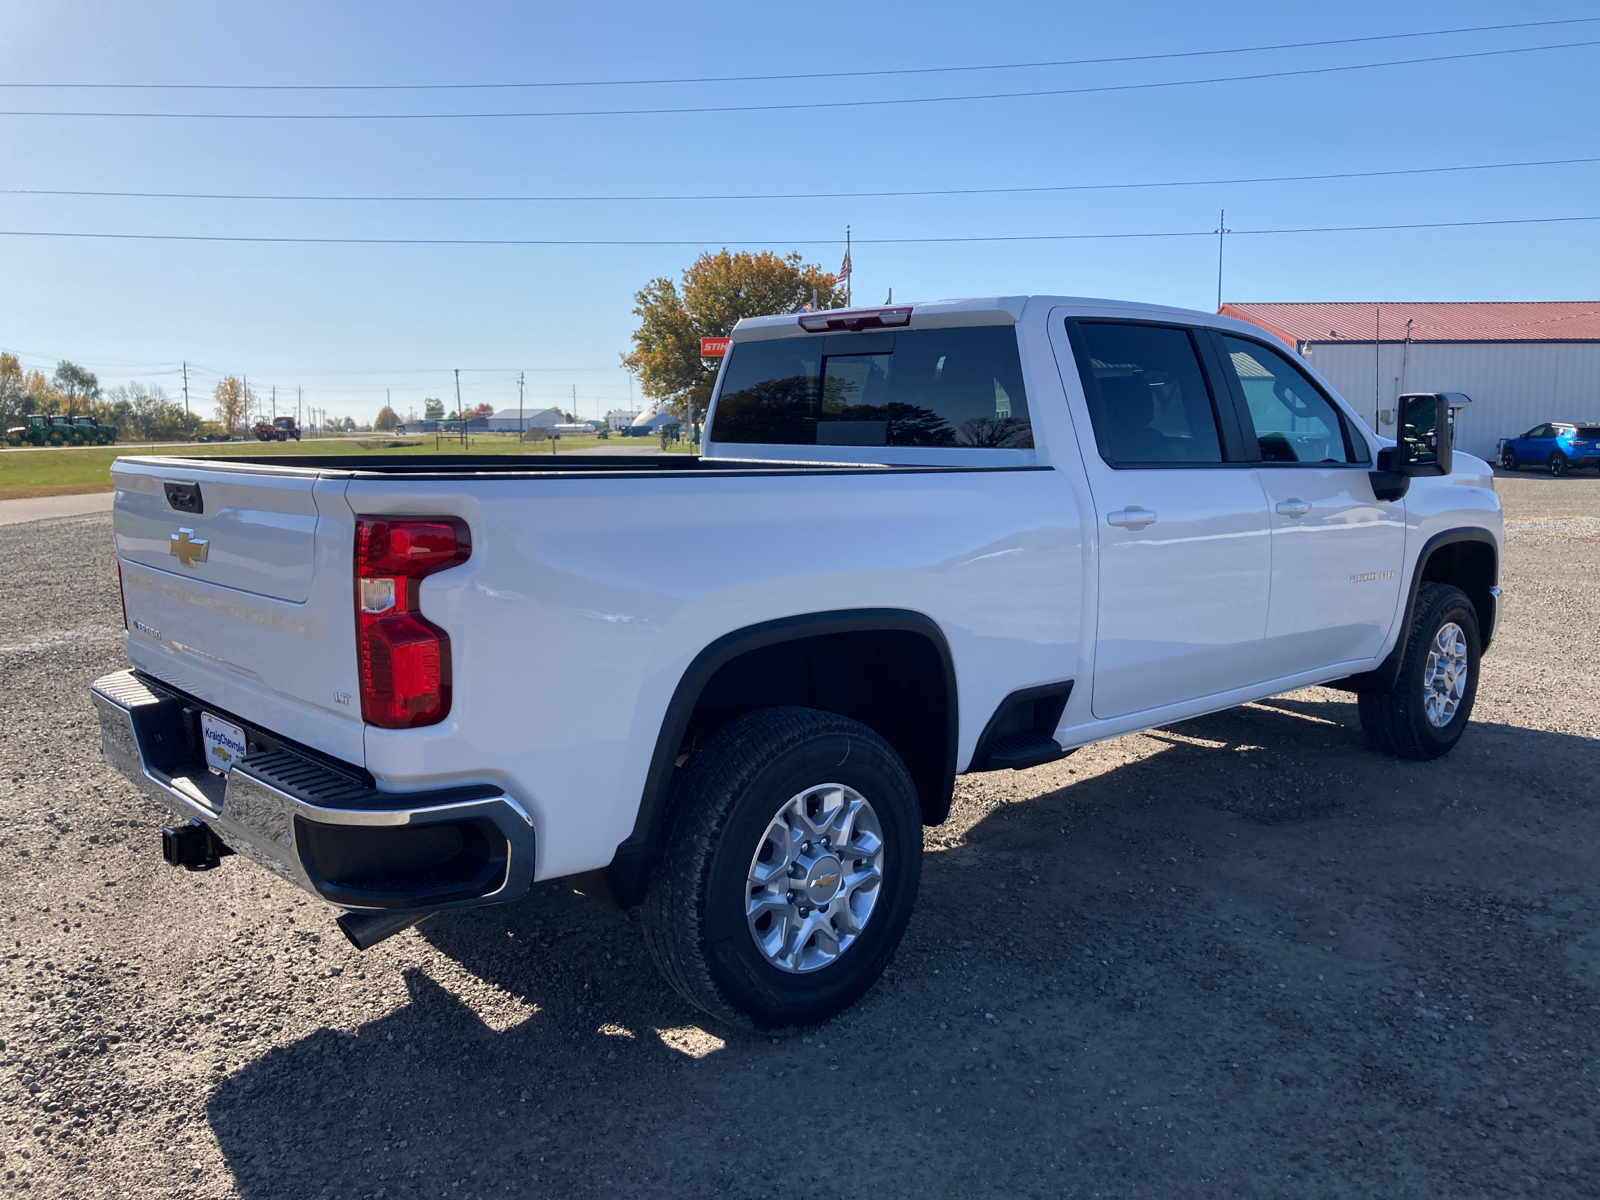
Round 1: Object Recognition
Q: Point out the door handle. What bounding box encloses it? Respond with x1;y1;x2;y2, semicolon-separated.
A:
1275;499;1312;518
1107;506;1158;529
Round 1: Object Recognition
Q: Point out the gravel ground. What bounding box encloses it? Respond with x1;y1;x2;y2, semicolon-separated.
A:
2;473;1598;1199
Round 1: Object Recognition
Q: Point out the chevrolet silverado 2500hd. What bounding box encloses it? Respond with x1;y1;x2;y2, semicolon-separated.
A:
91;296;1502;1028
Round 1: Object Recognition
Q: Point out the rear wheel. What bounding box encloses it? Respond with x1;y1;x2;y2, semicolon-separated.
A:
1550;451;1569;477
1500;448;1518;471
1358;583;1480;761
641;707;923;1029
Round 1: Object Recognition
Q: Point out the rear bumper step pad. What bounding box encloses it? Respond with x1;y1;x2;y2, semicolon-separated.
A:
90;669;534;913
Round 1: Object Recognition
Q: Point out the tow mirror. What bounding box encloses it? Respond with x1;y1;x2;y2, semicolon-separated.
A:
1371;392;1453;501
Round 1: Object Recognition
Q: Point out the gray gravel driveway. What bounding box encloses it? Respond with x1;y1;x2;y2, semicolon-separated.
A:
2;473;1597;1199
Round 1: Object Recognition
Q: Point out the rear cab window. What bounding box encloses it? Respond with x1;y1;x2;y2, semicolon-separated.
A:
1066;321;1227;466
710;325;1032;451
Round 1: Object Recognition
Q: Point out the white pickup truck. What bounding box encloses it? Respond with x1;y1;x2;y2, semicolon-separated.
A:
92;296;1502;1028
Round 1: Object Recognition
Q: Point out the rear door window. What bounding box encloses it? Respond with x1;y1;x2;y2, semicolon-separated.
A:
1068;321;1225;466
711;325;1032;448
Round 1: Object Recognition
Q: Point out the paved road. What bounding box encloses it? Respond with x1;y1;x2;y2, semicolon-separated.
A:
1;476;1597;1198
0;491;114;525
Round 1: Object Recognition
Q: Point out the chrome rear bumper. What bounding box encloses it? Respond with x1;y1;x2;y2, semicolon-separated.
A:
90;669;534;913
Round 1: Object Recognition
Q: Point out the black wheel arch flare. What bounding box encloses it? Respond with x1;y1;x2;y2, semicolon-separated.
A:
589;608;959;907
1333;527;1499;696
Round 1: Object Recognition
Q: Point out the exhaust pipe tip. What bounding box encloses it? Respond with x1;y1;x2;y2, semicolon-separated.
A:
336;908;436;951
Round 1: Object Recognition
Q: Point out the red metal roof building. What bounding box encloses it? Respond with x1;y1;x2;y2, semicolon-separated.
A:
1217;303;1600;461
1220;301;1600;349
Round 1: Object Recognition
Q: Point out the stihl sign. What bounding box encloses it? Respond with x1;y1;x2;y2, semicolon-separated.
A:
700;337;731;357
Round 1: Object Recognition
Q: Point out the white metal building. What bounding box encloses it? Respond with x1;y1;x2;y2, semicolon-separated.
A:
485;407;563;433
629;409;682;433
1220;302;1600;461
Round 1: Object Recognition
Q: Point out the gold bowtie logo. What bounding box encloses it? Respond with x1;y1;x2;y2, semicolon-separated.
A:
170;528;210;567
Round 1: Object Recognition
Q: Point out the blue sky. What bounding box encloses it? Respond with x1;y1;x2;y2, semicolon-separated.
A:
1;1;1597;424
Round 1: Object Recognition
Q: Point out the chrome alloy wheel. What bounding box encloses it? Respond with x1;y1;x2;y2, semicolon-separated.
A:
746;783;885;974
1423;621;1469;728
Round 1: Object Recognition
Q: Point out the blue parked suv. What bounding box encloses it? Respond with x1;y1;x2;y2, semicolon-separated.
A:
1498;421;1600;475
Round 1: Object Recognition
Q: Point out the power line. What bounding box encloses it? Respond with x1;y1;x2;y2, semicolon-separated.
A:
7;155;1597;205
1;40;1593;120
3;213;1599;248
2;17;1593;91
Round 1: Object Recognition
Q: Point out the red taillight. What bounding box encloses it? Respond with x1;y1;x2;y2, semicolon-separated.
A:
354;516;471;729
797;305;912;333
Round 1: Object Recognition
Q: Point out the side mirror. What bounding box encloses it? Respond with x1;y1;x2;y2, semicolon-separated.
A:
1370;392;1453;501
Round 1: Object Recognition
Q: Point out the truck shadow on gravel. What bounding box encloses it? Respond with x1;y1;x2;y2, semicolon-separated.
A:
204;694;1600;1199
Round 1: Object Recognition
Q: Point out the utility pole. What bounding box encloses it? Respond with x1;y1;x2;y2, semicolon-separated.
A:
1214;209;1230;312
518;372;525;442
571;383;576;421
182;361;189;415
297;385;301;432
454;369;465;447
271;386;276;420
242;375;248;434
1374;306;1382;430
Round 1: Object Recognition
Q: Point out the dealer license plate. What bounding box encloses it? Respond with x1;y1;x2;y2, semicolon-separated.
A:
200;712;248;775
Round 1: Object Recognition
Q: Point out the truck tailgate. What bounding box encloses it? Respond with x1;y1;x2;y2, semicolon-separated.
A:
111;458;366;765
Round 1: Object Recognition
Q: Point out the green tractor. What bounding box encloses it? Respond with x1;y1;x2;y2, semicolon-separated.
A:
5;415;66;446
73;416;118;445
2;414;112;447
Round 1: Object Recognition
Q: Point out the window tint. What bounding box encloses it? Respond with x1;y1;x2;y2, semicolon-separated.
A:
1220;336;1366;465
1071;322;1223;465
711;325;1032;448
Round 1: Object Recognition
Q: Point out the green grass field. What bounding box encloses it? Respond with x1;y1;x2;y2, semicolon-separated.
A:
0;433;692;500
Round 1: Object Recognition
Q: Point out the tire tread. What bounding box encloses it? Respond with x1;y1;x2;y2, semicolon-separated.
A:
640;706;907;1028
1357;582;1478;761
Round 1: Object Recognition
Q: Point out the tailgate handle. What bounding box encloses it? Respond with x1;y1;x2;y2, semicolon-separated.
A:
163;481;204;515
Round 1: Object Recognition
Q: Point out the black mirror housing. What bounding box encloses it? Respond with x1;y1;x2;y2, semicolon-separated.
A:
1395;392;1453;476
1369;393;1453;502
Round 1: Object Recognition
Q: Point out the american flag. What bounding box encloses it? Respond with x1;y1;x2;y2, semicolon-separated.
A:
838;248;852;280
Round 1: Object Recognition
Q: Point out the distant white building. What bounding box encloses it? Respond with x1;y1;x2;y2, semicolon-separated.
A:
486;407;563;433
630;409;683;433
606;409;641;431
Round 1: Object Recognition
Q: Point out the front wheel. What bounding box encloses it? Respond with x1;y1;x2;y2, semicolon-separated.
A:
1358;582;1481;761
1550;451;1569;477
1500;448;1518;471
641;707;923;1029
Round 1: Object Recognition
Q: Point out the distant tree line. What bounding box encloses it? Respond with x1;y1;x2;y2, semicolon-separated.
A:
1;353;204;441
2;353;374;442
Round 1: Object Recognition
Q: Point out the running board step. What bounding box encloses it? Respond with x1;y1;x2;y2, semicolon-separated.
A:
984;731;1068;772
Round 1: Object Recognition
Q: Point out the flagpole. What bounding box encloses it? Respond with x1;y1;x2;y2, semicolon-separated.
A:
845;225;851;306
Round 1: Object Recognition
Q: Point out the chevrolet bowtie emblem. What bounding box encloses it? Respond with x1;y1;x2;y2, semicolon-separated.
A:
170;528;210;567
